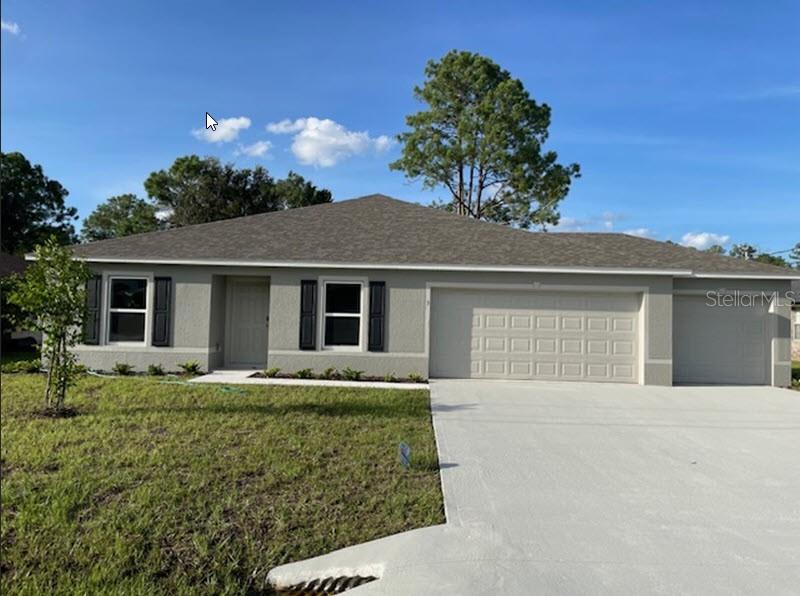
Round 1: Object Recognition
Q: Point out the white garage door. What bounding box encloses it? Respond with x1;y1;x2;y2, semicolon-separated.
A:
430;289;640;383
673;295;770;385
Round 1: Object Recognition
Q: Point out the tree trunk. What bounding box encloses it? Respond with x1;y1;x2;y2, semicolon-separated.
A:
55;335;67;411
43;339;58;410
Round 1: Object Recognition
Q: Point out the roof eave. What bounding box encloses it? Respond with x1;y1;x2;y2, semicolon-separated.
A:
36;254;799;279
59;255;693;276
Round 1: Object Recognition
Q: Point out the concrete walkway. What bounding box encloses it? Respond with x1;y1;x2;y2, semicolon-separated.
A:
268;380;800;594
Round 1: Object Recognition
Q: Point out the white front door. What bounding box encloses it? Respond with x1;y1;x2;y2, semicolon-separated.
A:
227;279;269;367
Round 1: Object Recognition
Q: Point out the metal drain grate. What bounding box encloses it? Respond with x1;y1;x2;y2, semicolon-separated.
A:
276;575;378;595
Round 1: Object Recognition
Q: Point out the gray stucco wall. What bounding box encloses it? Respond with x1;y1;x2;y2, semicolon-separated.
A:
72;264;269;373
72;263;793;386
268;268;675;383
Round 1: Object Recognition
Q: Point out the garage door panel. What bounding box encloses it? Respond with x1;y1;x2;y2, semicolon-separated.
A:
673;296;769;385
536;315;557;330
510;315;532;329
509;361;532;376
561;316;583;331
509;337;532;353
431;289;640;383
587;317;609;331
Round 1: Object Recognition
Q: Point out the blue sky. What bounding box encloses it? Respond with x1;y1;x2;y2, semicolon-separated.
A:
2;1;798;253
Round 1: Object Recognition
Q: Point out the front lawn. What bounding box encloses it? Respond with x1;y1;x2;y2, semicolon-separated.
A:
0;375;444;594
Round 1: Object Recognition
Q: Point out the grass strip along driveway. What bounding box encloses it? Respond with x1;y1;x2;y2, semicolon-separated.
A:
0;375;444;594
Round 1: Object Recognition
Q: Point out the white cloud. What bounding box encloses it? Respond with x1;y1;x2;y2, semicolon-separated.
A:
234;140;272;158
622;228;654;238
1;20;20;35
192;116;251;143
554;212;624;233
680;231;731;250
266;117;393;167
266;119;305;134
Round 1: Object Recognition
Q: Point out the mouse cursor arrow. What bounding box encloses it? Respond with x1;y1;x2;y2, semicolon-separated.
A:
205;112;218;131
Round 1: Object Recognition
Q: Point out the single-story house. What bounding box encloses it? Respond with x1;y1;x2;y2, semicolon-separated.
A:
61;194;798;386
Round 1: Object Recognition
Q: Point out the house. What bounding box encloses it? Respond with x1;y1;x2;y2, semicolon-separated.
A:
0;252;39;350
64;194;798;386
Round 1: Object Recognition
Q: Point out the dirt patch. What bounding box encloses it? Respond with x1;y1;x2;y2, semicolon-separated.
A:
33;406;80;419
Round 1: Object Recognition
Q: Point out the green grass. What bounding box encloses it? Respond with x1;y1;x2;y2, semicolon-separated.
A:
792;360;799;390
0;374;444;594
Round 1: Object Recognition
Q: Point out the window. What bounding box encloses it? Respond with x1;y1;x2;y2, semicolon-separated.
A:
795;323;800;340
108;278;148;343
323;282;363;347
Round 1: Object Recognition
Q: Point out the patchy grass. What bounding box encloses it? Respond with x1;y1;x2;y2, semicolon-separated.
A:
0;374;444;594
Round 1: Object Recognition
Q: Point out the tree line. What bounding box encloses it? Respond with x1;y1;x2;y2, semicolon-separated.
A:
0;151;332;254
703;242;800;269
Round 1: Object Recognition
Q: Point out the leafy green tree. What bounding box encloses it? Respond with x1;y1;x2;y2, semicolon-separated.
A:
790;242;800;269
8;238;91;412
704;245;725;254
275;171;332;209
754;253;790;267
144;156;332;227
81;194;161;242
1;152;78;253
390;50;580;229
729;243;757;260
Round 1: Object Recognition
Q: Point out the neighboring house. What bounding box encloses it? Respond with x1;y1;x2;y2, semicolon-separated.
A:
0;252;40;349
792;280;800;361
57;195;798;386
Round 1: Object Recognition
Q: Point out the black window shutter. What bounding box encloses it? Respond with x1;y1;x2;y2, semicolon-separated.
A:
368;281;386;352
83;275;102;345
152;277;172;347
299;280;317;350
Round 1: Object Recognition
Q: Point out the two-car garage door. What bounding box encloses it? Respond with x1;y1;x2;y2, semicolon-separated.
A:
430;289;640;383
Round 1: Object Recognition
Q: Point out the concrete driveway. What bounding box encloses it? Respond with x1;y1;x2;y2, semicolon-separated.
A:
269;381;800;594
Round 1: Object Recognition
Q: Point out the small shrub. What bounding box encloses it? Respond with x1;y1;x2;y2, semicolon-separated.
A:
264;367;281;378
112;362;134;376
340;367;364;381
147;364;165;376
294;368;314;379
1;358;42;374
383;372;398;383
318;367;339;380
177;360;202;376
408;372;425;383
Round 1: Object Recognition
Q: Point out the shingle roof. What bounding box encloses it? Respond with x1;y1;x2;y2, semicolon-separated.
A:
69;194;798;277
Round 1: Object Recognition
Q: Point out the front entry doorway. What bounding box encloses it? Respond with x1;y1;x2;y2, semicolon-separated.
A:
226;278;269;368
